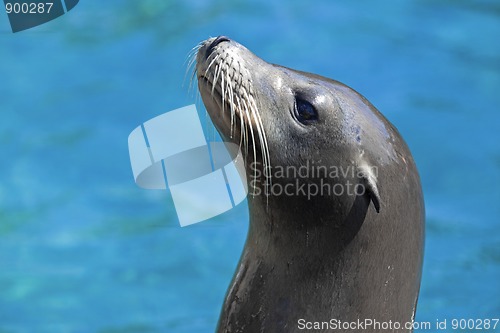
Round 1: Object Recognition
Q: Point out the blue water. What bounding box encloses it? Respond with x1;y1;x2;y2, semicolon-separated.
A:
0;1;499;332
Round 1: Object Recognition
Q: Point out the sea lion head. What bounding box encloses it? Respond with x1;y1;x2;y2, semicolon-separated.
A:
195;36;392;225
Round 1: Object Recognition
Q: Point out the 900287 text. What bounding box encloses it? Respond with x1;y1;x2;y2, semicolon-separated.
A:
5;2;53;14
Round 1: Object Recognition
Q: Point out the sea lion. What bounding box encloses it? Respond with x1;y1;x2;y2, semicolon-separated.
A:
195;36;425;333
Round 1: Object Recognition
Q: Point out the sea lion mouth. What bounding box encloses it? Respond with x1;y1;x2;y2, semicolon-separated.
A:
198;75;224;110
190;37;272;186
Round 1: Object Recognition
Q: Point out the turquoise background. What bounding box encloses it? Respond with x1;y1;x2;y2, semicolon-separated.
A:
0;1;499;332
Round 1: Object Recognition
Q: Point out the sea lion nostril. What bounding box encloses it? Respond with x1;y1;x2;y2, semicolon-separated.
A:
206;35;231;58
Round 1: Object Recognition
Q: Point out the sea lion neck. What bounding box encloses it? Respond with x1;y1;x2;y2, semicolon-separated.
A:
244;193;362;260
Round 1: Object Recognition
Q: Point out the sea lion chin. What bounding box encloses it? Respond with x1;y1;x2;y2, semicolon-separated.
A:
195;36;424;333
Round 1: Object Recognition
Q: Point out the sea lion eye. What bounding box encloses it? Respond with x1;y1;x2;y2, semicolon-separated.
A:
294;97;318;124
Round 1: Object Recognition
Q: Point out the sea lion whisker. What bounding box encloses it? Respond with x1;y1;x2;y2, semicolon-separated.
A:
241;98;258;193
236;97;248;157
204;54;220;79
227;65;236;139
251;97;272;197
211;64;220;97
188;69;198;96
237;98;245;152
253;104;271;199
221;74;225;116
185;44;204;93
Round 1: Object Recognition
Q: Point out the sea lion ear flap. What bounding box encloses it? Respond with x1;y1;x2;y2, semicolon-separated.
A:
357;164;381;213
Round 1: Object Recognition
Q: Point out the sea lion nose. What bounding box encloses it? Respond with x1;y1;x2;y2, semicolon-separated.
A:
206;35;231;58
